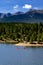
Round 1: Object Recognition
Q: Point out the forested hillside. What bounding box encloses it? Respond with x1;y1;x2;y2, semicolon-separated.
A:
0;23;43;43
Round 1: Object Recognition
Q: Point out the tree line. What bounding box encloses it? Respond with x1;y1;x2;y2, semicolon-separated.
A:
0;23;43;42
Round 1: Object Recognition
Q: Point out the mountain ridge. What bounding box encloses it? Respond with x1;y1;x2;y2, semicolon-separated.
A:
0;9;43;23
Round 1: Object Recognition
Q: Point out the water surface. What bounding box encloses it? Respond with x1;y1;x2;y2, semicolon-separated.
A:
0;44;43;65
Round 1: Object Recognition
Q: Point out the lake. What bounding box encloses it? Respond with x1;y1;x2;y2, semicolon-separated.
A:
0;44;43;65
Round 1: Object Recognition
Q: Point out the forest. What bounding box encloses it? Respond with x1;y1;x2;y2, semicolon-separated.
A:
0;22;43;43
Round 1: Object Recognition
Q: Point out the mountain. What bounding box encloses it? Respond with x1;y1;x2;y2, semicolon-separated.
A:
0;9;43;23
14;11;24;15
6;13;12;17
0;13;12;18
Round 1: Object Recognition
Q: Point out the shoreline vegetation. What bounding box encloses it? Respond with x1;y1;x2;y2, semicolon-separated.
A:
0;22;43;46
0;40;43;46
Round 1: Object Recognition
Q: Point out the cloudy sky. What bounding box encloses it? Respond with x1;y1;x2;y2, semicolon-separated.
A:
0;0;43;13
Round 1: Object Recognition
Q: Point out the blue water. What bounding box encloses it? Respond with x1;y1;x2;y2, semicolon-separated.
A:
0;44;43;65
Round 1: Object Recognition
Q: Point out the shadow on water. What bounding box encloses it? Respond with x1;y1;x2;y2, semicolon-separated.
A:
25;46;43;49
0;42;18;46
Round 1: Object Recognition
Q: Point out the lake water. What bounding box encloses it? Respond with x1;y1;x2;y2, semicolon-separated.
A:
0;44;43;65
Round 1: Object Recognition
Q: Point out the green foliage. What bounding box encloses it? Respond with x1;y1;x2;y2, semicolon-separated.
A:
0;22;42;43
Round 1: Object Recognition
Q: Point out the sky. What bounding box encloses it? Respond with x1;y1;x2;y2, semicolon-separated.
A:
0;0;43;13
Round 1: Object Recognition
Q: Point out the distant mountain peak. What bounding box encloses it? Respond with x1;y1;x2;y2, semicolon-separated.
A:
0;9;43;23
26;9;43;14
14;11;24;15
6;13;12;17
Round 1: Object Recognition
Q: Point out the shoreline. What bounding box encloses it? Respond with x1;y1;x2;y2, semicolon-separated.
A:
0;40;18;44
15;42;43;47
0;40;43;46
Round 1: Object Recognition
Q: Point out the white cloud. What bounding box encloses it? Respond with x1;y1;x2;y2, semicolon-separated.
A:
23;4;32;9
13;5;19;9
13;5;19;12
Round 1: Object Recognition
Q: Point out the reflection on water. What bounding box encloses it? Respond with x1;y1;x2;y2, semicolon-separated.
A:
25;46;43;48
0;44;43;65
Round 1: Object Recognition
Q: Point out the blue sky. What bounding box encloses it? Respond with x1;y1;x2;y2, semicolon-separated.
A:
0;0;43;13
